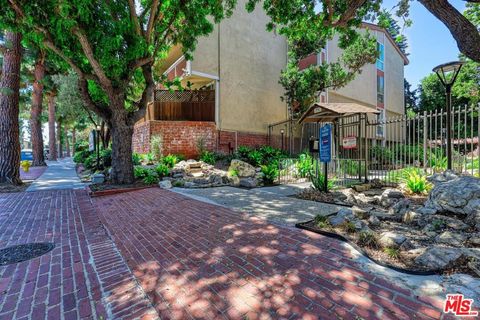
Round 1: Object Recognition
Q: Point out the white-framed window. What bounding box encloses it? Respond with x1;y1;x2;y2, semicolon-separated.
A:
376;42;384;71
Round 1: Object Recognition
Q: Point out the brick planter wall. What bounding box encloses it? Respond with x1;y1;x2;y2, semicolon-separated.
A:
133;121;217;158
133;121;269;158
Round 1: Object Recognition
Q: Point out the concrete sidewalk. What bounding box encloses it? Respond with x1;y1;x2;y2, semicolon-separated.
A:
27;158;86;192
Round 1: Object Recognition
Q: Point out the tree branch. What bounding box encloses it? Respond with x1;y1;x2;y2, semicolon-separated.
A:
77;76;110;120
146;0;160;43
131;65;155;123
72;27;114;91
329;0;367;27
128;0;143;36
419;0;480;62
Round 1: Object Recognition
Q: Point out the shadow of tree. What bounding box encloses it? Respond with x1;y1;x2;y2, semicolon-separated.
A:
94;189;445;320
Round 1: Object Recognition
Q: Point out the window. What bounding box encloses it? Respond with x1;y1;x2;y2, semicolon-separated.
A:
377;75;384;103
376;42;384;71
376;109;385;137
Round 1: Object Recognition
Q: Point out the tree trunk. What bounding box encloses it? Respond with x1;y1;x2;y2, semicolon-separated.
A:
0;32;23;184
65;127;70;157
30;51;47;166
72;127;76;154
57;120;63;158
47;93;57;160
109;106;134;184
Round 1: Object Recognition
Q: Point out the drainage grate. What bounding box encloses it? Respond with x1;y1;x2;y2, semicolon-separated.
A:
0;243;55;266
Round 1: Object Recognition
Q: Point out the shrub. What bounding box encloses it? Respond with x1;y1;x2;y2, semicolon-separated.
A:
383;247;400;259
296;152;313;178
150;135;163;161
200;151;216;165
74;141;89;153
405;171;431;194
132;153;142;165
73;149;92;164
134;166;149;179
261;163;279;185
247;150;263;166
386;166;423;183
341;221;356;234
235;146;252;162
155;164;170;177
314;215;330;228
142;170;159;185
20;160;31;172
339;159;365;177
196;136;207;155
358;231;378;248
162;154;179;168
143;152;155;165
429;154;448;172
100;149;112;167
84;154;98;170
309;171;334;191
228;168;239;177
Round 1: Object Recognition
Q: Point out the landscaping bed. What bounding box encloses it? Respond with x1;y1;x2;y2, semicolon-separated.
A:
295;171;480;277
88;181;156;196
0;182;32;193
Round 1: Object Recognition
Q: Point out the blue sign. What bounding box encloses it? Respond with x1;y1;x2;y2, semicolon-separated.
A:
319;124;331;163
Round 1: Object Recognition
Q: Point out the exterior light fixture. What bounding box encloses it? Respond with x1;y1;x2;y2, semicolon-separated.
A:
280;129;285;150
432;61;464;170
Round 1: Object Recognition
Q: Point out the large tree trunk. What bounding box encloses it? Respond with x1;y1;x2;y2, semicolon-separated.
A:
65;127;70;157
57;120;63;158
109;105;134;184
30;51;46;166
0;32;23;184
47;93;57;160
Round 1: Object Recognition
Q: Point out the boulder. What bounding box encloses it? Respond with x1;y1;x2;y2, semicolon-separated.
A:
328;215;347;227
403;211;421;224
368;215;380;227
469;233;480;246
388;199;411;217
435;231;467;247
351;206;370;219
415;206;438;215
239;177;257;188
352;184;371;192
427;170;459;185
414;246;463;269
425;176;480;216
228;175;240;187
327;208;355;227
337;208;355;220
91;173;105;184
380;189;404;207
229;159;256;178
378;231;407;249
159;180;172;189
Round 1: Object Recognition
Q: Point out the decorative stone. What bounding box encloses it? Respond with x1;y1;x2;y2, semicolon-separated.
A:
159;180;172;189
337;208;355;220
425;176;480;216
378;231;406;249
403;211;420;224
435;231;467;247
352;184;371;192
415;206;437;215
184;182;196;188
379;189;404;208
427;170;459;185
368;215;380;226
351;206;370;219
239;177;257;188
414;246;463;269
91;173;105;184
469;234;480;246
229;159;256;178
328;215;347;227
388;199;411;216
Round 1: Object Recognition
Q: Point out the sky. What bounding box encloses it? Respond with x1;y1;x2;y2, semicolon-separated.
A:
381;0;467;89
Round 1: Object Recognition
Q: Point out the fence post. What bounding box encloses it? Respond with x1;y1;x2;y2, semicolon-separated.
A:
423;110;428;170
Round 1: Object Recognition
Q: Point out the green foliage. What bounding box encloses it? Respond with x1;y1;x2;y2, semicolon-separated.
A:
358;231;378;248
155;164;170;177
431;219;446;231
143;153;156;165
261;163;279;185
134;166;149;179
370;145;393;162
235;146;252;162
383;247;400;259
386;167;423;183
73;149;92;164
309;171;334;191
405;171;431;194
429;154;448;172
162;154;179;168
314;215;330;229
338;159;365;177
100;148;112;167
74;141;89;153
233;145;286;167
466;158;480;170
228;169;239;177
296;152;313;178
142;171;159;185
341;221;356;234
200;151;216;165
150;135;163;161
132;153;142;166
172;180;185;187
84;154;98;170
196;136;207;155
247;150;263;167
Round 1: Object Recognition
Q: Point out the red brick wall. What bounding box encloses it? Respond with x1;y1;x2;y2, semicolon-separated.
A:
133;121;269;157
133;121;217;158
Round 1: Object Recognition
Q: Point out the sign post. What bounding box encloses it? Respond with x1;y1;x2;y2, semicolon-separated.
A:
319;124;332;192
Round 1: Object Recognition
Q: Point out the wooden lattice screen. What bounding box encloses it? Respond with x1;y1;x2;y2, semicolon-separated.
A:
143;90;215;122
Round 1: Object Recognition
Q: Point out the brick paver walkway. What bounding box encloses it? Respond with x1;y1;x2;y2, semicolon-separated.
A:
94;188;447;320
0;190;156;320
20;166;47;181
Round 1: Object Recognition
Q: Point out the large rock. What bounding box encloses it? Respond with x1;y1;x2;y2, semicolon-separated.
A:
427;170;459;185
435;231;467;247
351;206;370;219
229;159;256;178
388;199;411;217
159;180;172;189
425;176;480;216
378;231;406;249
239;177;258;188
380;189;405;207
414;246;463;269
327;208;355;227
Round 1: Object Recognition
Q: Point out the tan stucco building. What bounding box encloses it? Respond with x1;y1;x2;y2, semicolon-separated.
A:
133;1;408;156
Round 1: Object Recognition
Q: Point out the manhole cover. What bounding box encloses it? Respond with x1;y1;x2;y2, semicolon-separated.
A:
0;243;55;266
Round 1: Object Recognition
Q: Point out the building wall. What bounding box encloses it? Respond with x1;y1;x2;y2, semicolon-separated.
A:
190;0;288;134
384;37;405;115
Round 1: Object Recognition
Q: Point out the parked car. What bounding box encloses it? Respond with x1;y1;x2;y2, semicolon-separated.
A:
21;149;33;161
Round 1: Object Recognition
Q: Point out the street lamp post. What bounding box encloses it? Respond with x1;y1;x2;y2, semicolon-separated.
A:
280;129;285;151
432;61;464;171
96;125;101;171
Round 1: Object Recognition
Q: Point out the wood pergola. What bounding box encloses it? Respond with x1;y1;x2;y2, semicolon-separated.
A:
297;102;379;124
